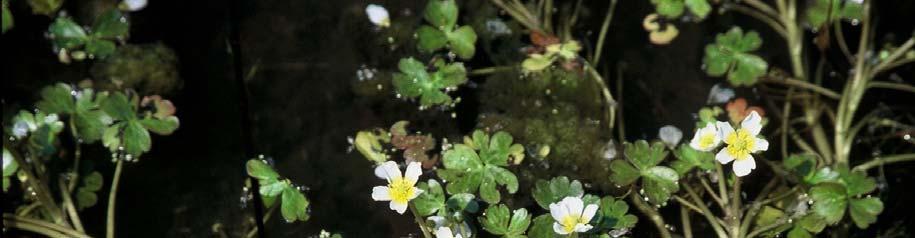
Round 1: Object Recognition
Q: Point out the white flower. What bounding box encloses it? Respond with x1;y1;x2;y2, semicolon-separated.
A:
689;122;721;152
372;161;423;214
549;196;598;235
120;0;147;12
715;111;768;177
434;226;463;238
365;4;391;28
658;125;683;148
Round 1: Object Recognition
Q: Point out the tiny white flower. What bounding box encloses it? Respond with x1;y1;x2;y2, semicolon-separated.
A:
549;196;598;235
658;125;683;148
372;161;423;214
434;226;463;238
715;111;768;177
689;122;721;152
120;0;147;12
365;4;391;28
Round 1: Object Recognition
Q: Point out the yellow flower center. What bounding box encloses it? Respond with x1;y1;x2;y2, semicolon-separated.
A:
698;132;717;149
560;214;587;233
388;178;415;204
725;129;756;160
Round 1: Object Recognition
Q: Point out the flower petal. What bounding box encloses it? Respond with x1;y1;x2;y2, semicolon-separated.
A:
410;188;424;200
549;203;566;222
733;156;756;177
553;222;570;235
563;197;584;214
582;204;599;221
374;161;402;181
741;111;763;135
716;149;734;164
434;227;454;238
716;121;735;142
372;186;391;201
405;162;422;184
390;200;409;214
753;138;769;152
574;223;594;233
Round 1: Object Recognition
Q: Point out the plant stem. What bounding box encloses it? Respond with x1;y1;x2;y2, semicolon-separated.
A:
469;66;516;76
715;164;729;207
683;186;729;238
759;78;840;99
728;177;743;237
6;148;66;225
58;178;85;233
870;37;915;76
673;195;703;214
868;81;915;94
591;0;618;66
584;61;617;136
835;0;873;166
727;4;788;38
409;203;433;238
616;62;626;141
629;192;672;238
853;154;915;172
3;213;91;238
107;159;125;238
68;118;83;193
681;206;693;238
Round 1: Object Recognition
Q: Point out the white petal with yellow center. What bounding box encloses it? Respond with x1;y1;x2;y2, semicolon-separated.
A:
366;4;391;28
549;196;597;235
372;161;423;214
689;123;720;151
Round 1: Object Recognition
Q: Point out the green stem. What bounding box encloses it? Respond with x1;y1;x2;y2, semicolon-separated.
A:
584;61;617;136
759;78;840;99
870;37;915;77
3;214;91;238
409;203;433;238
58;178;85;233
727;4;788;38
107;159;125;238
6;148;66;225
683;186;729;238
853;154;915;172
469;66;515;76
729;177;742;237
616;62;626;141
591;0;618;66
681;206;693;238
629;192;672;238
867;81;915;94
835;0;873;166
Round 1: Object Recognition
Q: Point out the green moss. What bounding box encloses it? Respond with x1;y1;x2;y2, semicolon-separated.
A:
477;68;614;191
91;43;181;95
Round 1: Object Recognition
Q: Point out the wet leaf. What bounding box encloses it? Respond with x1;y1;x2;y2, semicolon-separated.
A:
246;159;279;180
806;167;840;185
447;25;477;59
49;17;88;49
75;189;98;210
414;179;446;216
86;39;117;59
784;154;816;179
754;206;791;237
806;0;862;29
27;0;63;16
440;131;519;203
527;214;557;238
798;213;826;233
259;179;288;197
121;120;151;155
652;0;685;18
479;204;530;236
280;187;310;222
624;140;668;170
609;159;640;186
685;0;710;19
37;83;76;114
848;197;882;228
92;10;129;39
810;182;847;224
671;144;715;175
703;27;768;86
424;0;458;30
416;25;448;52
446;193;478;213
521;54;553;72
2;0;12;33
840;171;876;196
787;226;812;238
598;196;638;229
82;171;104;191
642;166;679;204
531;176;584;209
140;116;179;135
392;58;467;106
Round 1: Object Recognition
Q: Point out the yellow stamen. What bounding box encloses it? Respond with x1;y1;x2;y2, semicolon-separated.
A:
725;129;756;160
388;178;415;204
698;132;717;149
561;214;587;233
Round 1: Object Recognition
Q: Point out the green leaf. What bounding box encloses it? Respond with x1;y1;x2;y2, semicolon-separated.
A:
415;179;446;216
532;176;584;209
101;92;136;120
848;197;883;229
641;166;680;205
522;54;554;72
27;0;64;16
416;25;448;52
784;154;816;179
528;214;558;238
806;167;840;185
671;144;714;175
82;171;104;191
354;131;388;164
598;196;638;229
37;83;76;114
433;62;467;89
798;213;826;233
49;17;88;49
490;166;519;194
609;159;640;186
754;206;792;237
140;116;179;135
2;0;13;33
480;171;500;203
806;0;863;29
624;140;668;170
259;179;288;197
840;171;876;196
443;144;483;171
446;193;478;213
246;159;280;180
654;0;685;18
85;39;117;59
685;0;711;19
481;131;513;166
280;187;310;222
3;148;18;177
787;226;812;238
446;25;477;59
122;120;151;155
392;58;467;107
74;107;111;143
480;204;530;236
702;27;768;86
424;0;458;29
810;182;848;224
75;189;98;210
92;10;129;39
102;124;122;152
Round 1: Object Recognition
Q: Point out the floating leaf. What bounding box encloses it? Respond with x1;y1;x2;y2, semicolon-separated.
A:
479;204;530;237
392;58;468;107
531;176;584;209
414;179;446;216
439;131;519;204
354;130;388;164
415;0;477;59
610;140;679;205
703;27;768;86
424;0;458;30
598;196;638;229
